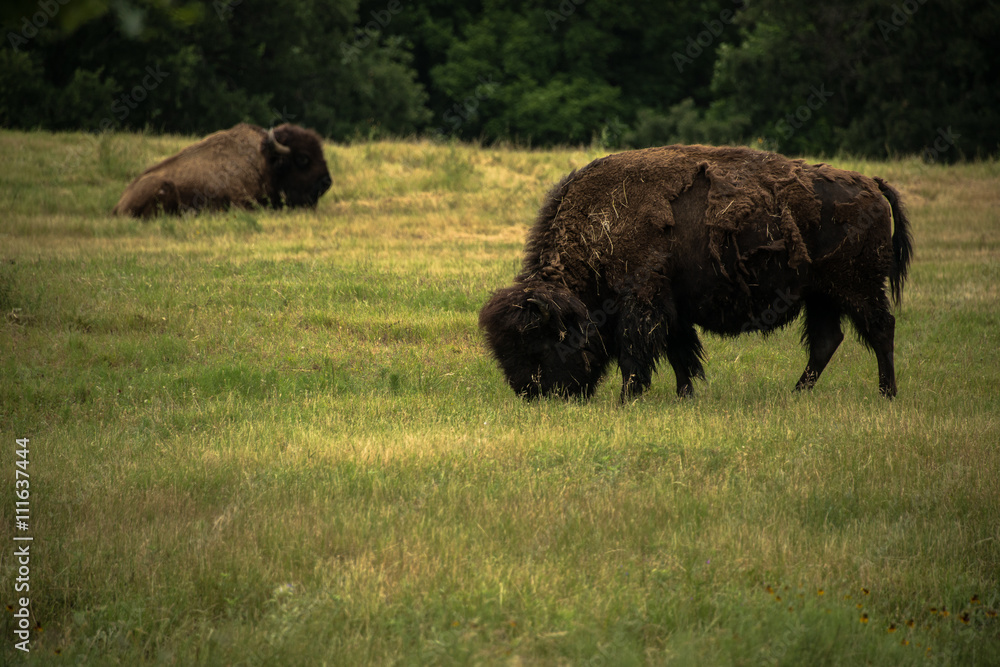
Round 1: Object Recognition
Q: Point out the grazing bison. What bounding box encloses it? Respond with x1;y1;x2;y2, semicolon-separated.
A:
479;144;913;401
112;123;332;217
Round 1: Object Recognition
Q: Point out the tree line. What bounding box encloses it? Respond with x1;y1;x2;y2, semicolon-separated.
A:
1;0;996;160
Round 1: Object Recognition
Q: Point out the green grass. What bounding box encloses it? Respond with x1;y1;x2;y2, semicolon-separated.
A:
1;129;999;665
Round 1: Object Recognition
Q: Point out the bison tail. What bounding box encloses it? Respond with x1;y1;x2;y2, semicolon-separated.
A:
875;177;913;306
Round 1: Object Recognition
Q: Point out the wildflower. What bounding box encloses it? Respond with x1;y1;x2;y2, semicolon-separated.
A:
959;613;970;624
940;608;950;618
971;595;981;605
906;619;915;628
860;613;869;624
817;588;825;596
766;585;774;595
929;607;938;615
901;639;909;646
862;588;870;595
857;603;864;610
887;624;897;633
986;609;997;618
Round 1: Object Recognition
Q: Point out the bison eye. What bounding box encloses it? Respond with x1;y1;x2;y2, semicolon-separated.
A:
295;154;310;168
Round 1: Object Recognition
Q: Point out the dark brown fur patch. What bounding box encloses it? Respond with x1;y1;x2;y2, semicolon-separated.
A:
112;123;331;217
481;144;913;401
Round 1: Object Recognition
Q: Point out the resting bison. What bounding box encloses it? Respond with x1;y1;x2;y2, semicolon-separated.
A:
112;123;332;217
479;144;913;401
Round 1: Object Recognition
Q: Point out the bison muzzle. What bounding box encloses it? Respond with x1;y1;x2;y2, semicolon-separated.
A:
112;123;332;217
479;145;914;401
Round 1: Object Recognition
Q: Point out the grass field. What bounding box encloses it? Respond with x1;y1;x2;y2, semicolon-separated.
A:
1;130;999;665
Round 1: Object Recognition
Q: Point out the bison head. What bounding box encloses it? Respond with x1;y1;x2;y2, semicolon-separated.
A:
479;282;610;399
264;124;332;208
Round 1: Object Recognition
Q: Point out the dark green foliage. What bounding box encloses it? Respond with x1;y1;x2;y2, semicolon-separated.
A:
370;0;741;146
1;0;997;157
710;0;1000;160
1;0;429;139
0;50;53;129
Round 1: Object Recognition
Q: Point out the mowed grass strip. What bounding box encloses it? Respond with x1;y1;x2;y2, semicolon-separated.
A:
1;130;998;665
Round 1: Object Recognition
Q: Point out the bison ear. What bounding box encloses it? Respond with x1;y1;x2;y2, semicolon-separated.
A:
266;128;292;156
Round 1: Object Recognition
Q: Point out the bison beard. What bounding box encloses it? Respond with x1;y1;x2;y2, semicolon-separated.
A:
112;123;332;217
479;144;913;402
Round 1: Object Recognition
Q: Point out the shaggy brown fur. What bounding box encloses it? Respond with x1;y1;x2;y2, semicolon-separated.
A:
479;144;913;401
112;123;332;217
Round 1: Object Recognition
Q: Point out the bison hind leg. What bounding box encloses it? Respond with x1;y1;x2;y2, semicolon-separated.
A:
127;179;181;218
795;294;845;393
151;181;182;216
666;322;706;397
844;296;897;398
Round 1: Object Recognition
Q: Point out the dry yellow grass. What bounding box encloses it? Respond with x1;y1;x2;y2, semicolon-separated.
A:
1;131;998;664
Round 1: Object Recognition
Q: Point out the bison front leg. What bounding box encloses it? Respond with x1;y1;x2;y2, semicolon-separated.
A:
618;350;655;401
616;297;669;402
665;322;706;397
619;354;653;401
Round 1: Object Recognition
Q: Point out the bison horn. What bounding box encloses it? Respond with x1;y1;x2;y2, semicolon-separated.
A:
527;297;550;323
267;128;292;155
